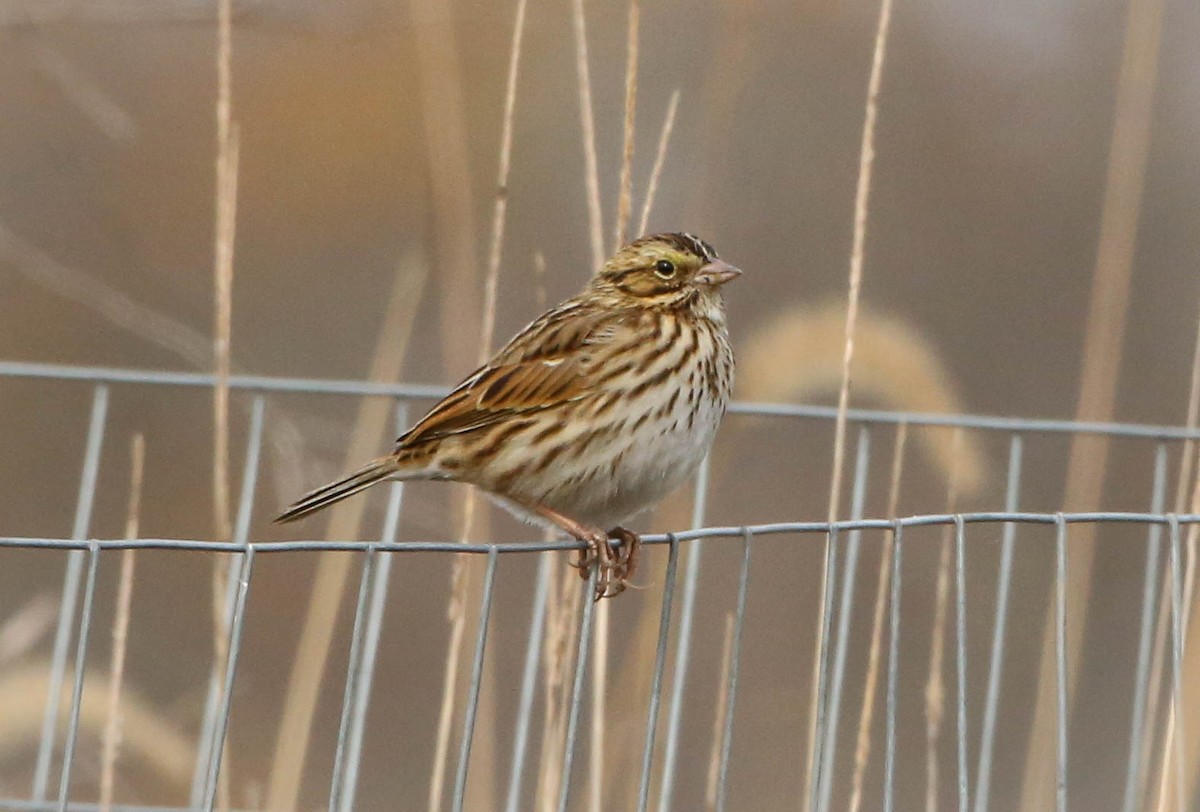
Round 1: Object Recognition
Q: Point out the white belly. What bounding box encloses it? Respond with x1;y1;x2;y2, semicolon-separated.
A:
519;318;732;528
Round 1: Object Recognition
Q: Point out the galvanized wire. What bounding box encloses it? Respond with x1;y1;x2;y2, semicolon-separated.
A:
4;362;1200;812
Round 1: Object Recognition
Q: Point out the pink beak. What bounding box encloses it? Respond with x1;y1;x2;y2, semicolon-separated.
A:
694;259;742;287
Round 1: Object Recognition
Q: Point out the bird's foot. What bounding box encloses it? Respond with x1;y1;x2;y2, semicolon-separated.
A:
573;526;640;600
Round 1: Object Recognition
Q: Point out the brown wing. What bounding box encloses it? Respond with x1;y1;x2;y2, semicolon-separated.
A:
394;301;622;451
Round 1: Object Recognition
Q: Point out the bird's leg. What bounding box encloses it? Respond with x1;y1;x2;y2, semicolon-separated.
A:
525;503;628;600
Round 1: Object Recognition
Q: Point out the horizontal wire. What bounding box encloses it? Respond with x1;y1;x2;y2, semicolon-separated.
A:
2;512;1199;555
4;359;1200;440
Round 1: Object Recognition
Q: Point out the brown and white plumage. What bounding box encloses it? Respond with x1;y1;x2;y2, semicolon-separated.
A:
276;233;740;598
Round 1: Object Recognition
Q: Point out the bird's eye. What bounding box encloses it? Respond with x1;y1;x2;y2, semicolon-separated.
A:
654;259;676;279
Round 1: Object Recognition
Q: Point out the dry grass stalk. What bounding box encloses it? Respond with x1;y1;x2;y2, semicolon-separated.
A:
26;35;136;140
588;598;609;812
100;434;145;812
481;0;529;361
266;256;428;811
705;613;736;809
847;422;907;812
1149;305;1200;810
592;87;688;812
408;0;490;802
923;429;965;811
210;2;237;805
571;0;604;271
0;222;209;367
636;89;681;238
537;566;585;811
0;222;307;507
429;563;471;812
0;663;195;783
0;595;56;668
211;0;236;547
598;304;977;809
428;3;528;807
739;304;985;495
589;8;639;805
1165;448;1200;806
805;0;895;800
534;250;548;311
613;0;640;249
1018;0;1165;802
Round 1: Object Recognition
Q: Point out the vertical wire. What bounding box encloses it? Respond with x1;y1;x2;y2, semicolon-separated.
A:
638;535;682;812
972;434;1023;812
505;552;553;812
1167;516;1185;812
954;515;969;812
557;565;600;812
818;425;872;812
55;542;101;812
328;547;379;812
1122;443;1168;812
809;521;842;812
715;528;755;812
191;395;265;807
657;454;712;811
451;548;500;812
232;396;266;544
201;546;257;812
1054;515;1069;812
195;395;264;809
34;384;108;801
336;402;409;812
884;522;904;812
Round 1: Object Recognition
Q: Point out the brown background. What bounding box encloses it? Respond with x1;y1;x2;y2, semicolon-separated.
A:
2;0;1200;809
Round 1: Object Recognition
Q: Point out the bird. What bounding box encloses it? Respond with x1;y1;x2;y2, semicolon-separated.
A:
275;232;740;599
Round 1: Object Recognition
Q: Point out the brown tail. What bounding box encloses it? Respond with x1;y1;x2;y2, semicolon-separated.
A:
274;457;400;524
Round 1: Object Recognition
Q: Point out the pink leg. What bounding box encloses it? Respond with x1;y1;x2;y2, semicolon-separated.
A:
526;504;637;600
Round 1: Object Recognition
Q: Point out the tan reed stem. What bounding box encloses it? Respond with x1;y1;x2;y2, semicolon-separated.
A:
636;89;681;238
588;7;639;805
588;595;609;812
481;0;529;361
211;0;236;549
1171;450;1200;801
210;2;237;804
0;595;56;668
1018;0;1165;803
1;663;195;783
538;567;584;811
613;0;639;249
427;3;527;807
533;251;548;311
265;256;428;811
99;434;145;812
924;429;965;811
706;613;736;810
1150;303;1200;811
805;0;894;805
430;563;471;812
571;0;604;271
848;421;908;812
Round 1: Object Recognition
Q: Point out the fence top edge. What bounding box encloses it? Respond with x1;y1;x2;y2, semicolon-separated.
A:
4;360;1200;439
2;511;1195;553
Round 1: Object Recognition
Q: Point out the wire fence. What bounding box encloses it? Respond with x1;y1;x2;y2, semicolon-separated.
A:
0;360;1195;812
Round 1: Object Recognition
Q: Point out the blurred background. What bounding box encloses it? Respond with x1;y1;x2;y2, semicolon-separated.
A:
2;0;1200;809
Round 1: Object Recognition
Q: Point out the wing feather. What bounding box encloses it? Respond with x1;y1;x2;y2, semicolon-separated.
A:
394;302;623;451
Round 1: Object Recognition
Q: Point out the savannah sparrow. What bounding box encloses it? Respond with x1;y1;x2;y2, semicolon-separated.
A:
276;233;740;599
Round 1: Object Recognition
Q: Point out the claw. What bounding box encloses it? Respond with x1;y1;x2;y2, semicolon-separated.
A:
587;527;642;600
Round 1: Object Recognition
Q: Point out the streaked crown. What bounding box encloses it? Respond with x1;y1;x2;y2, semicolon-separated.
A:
591;232;739;305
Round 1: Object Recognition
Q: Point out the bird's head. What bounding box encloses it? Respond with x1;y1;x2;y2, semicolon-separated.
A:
590;232;741;311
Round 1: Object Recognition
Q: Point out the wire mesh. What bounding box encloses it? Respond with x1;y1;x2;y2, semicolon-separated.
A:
0;360;1196;811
